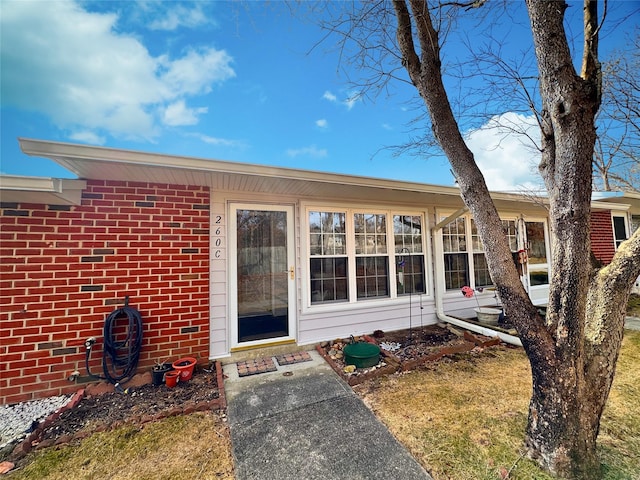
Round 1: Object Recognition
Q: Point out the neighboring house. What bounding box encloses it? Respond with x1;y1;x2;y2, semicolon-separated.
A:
592;191;640;294
1;138;637;404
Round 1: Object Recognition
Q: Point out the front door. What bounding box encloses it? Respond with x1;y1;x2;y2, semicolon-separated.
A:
230;204;295;347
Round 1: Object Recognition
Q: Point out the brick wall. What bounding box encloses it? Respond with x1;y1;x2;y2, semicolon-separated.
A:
0;180;210;404
590;209;615;265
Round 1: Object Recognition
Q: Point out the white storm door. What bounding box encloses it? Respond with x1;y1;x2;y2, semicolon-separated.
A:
230;204;296;347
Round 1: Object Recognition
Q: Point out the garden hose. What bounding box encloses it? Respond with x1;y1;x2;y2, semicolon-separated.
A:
85;300;143;385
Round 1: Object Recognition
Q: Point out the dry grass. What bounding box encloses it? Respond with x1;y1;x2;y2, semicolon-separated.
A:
358;330;640;480
7;412;234;480
598;330;640;476
627;293;640;316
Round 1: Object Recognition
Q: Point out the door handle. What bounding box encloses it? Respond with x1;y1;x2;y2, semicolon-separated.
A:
289;266;294;280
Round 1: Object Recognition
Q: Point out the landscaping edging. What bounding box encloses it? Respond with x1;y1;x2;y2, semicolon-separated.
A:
7;361;226;466
317;330;503;385
316;342;399;386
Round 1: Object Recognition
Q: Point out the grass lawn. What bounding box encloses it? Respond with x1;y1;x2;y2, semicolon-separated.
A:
357;329;640;480
7;413;234;480
628;293;640;316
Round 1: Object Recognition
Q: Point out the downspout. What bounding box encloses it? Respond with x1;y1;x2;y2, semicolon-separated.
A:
432;212;523;347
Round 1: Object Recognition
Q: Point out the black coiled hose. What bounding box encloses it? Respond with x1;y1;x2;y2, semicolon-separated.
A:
86;303;143;384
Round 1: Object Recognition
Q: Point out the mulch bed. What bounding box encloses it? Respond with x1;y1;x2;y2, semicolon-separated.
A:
8;361;225;465
317;325;502;385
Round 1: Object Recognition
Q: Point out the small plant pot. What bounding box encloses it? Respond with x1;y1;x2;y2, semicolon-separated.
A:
172;357;197;382
151;363;173;386
165;371;180;388
475;307;502;325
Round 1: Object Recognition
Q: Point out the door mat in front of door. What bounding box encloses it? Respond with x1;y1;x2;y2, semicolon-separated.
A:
236;357;277;377
275;351;312;366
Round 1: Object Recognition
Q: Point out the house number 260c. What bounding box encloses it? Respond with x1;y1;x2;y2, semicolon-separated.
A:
214;215;223;258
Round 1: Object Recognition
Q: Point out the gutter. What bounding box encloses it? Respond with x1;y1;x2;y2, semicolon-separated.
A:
431;212;523;347
436;308;522;347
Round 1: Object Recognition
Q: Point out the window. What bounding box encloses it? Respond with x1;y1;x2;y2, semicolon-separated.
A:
308;209;427;305
613;215;628;248
471;219;492;287
354;213;389;299
309;211;348;304
502;220;518;251
441;215;520;291
526;221;549;286
394;215;426;295
442;216;468;290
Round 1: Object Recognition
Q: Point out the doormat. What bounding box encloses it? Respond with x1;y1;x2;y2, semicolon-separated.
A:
236;357;277;377
275;351;312;366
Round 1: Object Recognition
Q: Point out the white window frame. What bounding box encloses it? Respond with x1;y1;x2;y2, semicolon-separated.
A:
439;212;520;293
303;205;430;310
523;218;551;292
612;213;629;249
393;214;428;297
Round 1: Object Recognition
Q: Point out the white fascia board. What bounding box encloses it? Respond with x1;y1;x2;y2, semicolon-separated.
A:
591;200;630;211
0;174;63;192
19;138;459;195
18;137;553;210
0;174;86;193
0;174;87;205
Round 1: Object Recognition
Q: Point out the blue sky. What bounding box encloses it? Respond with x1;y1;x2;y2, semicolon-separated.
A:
1;1;637;190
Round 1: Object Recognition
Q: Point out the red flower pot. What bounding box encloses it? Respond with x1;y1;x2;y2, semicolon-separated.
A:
172;357;197;382
165;371;180;388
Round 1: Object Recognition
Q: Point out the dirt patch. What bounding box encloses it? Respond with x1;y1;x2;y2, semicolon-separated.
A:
318;325;491;385
374;325;460;361
9;362;223;465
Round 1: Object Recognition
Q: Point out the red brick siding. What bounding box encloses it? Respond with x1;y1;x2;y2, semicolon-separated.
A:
590;210;615;265
0;180;210;404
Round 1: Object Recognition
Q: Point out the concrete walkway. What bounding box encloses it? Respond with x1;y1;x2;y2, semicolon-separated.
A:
223;350;432;480
626;316;640;331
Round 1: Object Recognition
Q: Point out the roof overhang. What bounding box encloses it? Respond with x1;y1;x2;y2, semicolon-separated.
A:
592;191;640;214
17;137;548;212
0;175;87;205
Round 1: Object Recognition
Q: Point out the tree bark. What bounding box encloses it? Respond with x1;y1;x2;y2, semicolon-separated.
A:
523;2;601;476
391;0;640;478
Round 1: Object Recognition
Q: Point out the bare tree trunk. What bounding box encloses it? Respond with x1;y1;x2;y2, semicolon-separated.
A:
391;0;640;478
523;1;596;476
525;227;640;479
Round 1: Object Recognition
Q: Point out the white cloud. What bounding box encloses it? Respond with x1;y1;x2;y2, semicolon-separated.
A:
0;0;234;141
68;131;106;145
344;91;362;110
464;112;544;191
159;47;235;96
286;145;328;158
323;91;337;102
192;133;243;147
322;90;361;110
148;3;209;31
316;119;328;129
163;100;208;126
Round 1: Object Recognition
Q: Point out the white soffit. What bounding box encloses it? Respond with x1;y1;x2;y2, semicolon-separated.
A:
18;138;546;210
